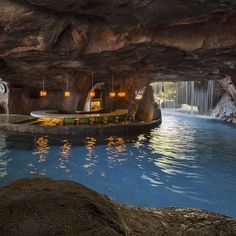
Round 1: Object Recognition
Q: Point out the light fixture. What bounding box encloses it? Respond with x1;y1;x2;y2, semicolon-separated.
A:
40;78;47;97
89;91;95;97
117;74;126;98
118;91;126;97
109;74;116;98
89;72;95;98
64;75;71;97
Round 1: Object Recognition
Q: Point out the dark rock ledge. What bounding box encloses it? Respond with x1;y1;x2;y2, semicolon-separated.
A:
0;178;235;236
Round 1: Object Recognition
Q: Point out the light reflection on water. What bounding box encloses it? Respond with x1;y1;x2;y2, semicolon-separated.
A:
0;111;236;217
33;136;50;162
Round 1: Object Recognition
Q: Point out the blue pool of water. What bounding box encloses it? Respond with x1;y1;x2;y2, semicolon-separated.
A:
0;111;236;217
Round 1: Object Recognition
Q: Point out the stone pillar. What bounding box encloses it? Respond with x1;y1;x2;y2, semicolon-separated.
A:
136;84;155;122
63;92;80;113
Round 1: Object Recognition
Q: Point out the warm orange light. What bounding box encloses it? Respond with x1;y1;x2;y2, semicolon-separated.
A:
90;91;95;98
64;91;71;97
40;90;47;97
118;91;126;97
109;92;116;98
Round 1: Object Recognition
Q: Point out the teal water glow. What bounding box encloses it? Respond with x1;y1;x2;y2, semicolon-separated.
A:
0;111;236;217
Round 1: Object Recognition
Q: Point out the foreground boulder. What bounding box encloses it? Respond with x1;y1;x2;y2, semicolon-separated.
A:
0;178;127;236
0;178;236;236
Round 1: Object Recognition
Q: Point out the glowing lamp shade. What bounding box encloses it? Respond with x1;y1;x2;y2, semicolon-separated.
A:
40;90;47;97
118;91;126;97
109;75;116;98
109;92;116;98
64;75;71;97
64;91;71;97
40;78;47;96
90;91;95;98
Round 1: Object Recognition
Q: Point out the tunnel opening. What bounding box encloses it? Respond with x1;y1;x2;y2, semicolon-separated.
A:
151;80;214;115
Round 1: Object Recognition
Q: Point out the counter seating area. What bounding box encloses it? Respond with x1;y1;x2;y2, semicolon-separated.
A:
0;109;162;136
30;109;129;126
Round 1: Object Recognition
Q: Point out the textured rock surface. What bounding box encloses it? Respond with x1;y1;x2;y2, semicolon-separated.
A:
0;178;127;236
212;93;236;122
153;102;162;121
212;77;236;122
0;0;235;83
0;0;236;114
0;80;8;114
0;178;236;236
136;84;154;121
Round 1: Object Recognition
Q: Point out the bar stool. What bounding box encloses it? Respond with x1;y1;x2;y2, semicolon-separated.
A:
108;116;118;124
63;118;76;126
118;115;126;124
94;117;104;124
78;117;90;125
103;117;108;124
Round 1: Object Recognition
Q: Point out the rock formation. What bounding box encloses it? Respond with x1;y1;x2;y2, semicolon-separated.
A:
0;0;235;114
136;84;154;121
0;178;236;236
153;102;162;121
212;77;236;123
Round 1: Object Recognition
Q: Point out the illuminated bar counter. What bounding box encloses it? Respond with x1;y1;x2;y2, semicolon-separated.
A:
0;109;161;136
30;109;128;119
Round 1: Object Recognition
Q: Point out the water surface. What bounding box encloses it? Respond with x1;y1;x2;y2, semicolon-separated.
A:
0;111;236;217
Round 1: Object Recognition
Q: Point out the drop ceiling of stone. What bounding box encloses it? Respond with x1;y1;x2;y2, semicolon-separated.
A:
0;0;236;84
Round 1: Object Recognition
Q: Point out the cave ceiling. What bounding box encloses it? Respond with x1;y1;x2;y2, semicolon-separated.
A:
0;0;236;86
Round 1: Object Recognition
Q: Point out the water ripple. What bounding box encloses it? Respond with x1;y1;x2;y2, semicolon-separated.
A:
0;111;236;217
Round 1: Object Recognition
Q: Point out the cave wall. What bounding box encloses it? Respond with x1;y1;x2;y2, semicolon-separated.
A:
0;0;235;118
211;77;236;123
3;72;137;115
0;0;236;85
6;74;87;114
7;86;84;115
0;81;9;114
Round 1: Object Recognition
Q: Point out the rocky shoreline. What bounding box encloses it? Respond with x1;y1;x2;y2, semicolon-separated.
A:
0;178;235;236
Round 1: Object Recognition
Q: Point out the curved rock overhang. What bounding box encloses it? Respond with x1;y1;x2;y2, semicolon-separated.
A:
0;0;235;88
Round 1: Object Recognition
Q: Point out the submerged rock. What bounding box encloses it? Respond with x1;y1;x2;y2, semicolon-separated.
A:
0;178;236;236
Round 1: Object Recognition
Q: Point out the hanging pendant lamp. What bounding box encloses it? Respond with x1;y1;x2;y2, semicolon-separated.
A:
64;75;71;97
89;72;95;98
109;74;116;98
118;91;126;97
40;78;47;97
118;76;126;98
